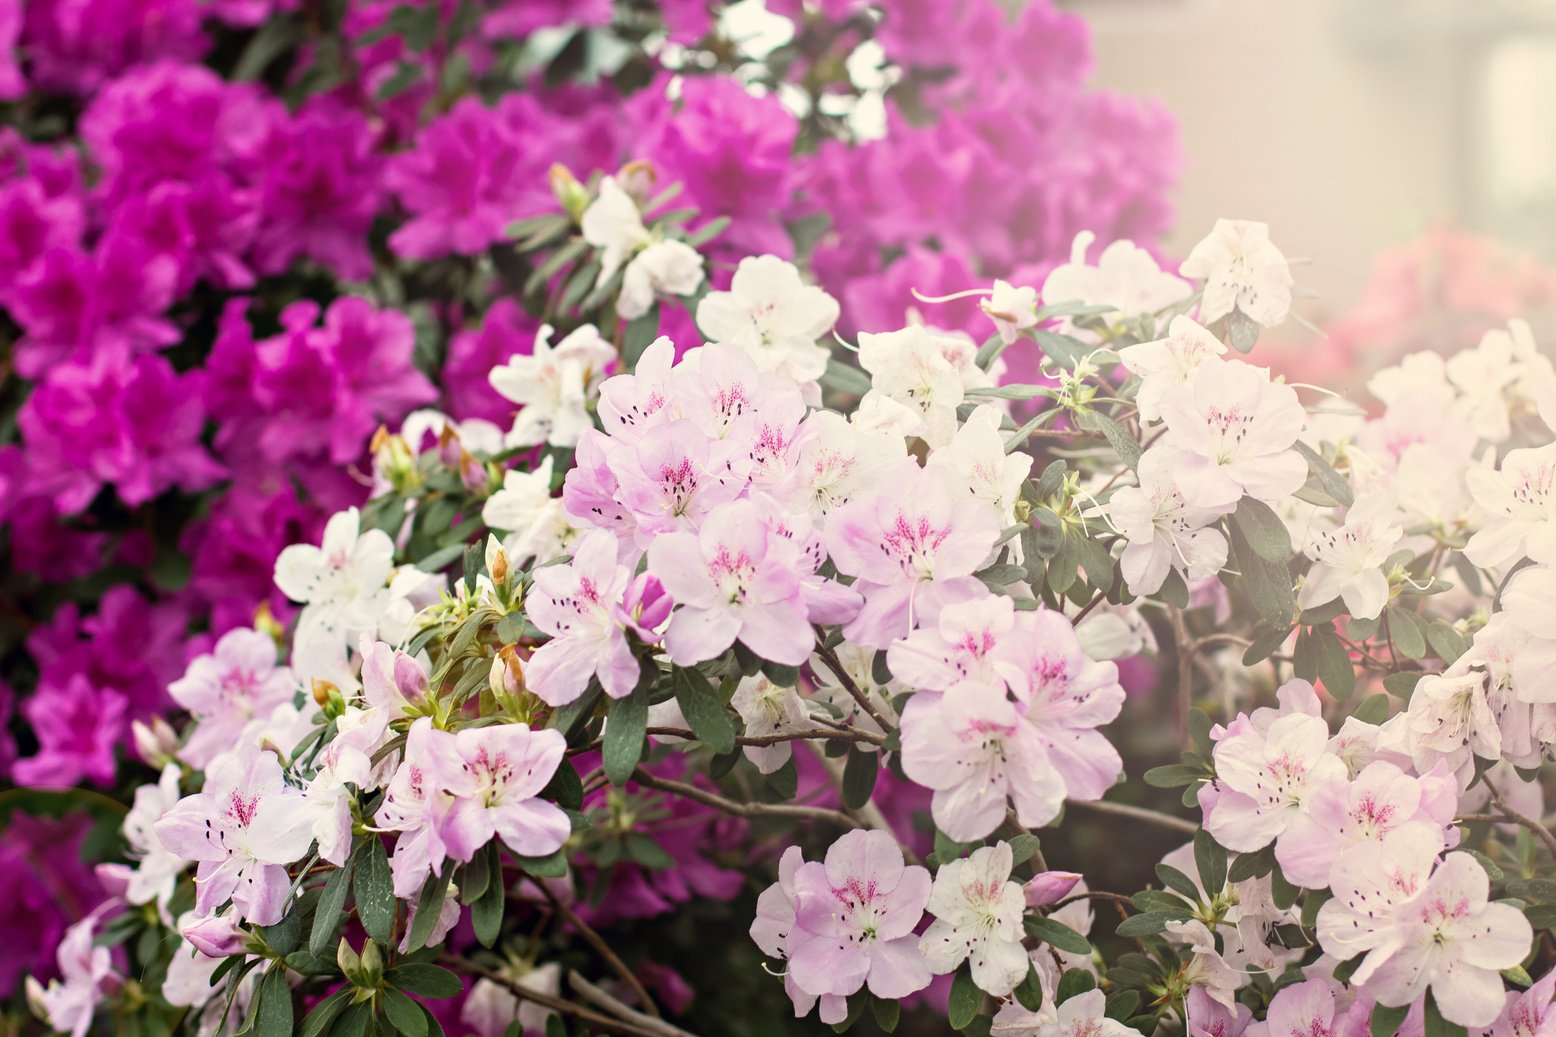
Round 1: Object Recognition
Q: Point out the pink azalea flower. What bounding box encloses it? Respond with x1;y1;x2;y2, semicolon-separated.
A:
824;462;1000;649
376;718;462;898
1202;712;1347;854
168;628;294;768
526;529;640;705
1244;979;1339;1037
886;588;1015;691
647;499;814;666
154;744;314;925
614;419;747;544
900;684;1061;842
439;724;571;862
788;831;932;1016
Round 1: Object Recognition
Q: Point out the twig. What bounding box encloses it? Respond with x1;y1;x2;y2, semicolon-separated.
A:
631;769;861;830
568;970;702;1037
1053;890;1136;910
536;884;660;1018
813;746;919;865
1483;775;1556;861
812;638;893;734
445;957;671;1037
1074;590;1107;624
646;725;884;747
1066;797;1198;835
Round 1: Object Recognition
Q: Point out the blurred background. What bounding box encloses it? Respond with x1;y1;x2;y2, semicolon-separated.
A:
1083;0;1556;323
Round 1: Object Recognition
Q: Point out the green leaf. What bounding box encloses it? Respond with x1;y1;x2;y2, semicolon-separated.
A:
1382;672;1424;699
1427;621;1470;666
949;968;982;1029
1523;904;1556;930
1385;607;1427;660
385;964;463;999
822;357;873;396
253;965;294;1037
1156;863;1201;901
1270;863;1299;910
1007;834;1042;867
1193;830;1228;893
1228;516;1296;628
1243;626;1293;666
1301;889;1333;929
513;847;569;878
1311;625;1356;700
310;854;355;957
671;667;735;755
1231;498;1293;561
405;867;453;952
603;670;652;785
1116;912;1171;937
299;989;351;1037
871;994;901;1033
1371;1001;1410;1037
1352;694;1391;726
1228;846;1275;882
381;988;428;1037
472;856;505;948
1293;441;1354;508
1105;990;1142;1022
1143;764;1203;789
767;756;799;799
1024;916;1091;955
842;749;879;810
1055;968;1097;1003
355;838;396;948
1075;409;1141;470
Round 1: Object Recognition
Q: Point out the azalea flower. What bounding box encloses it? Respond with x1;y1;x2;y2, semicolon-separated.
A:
1041;230;1191;337
25;915;115;1037
116;764;189;909
489;323;616;449
1202;712;1347;853
438;723;571;862
154;744;315;924
1156;358;1308;509
1404;671;1501;786
273;506;395;649
887;589;1016;691
788;830;933;1010
730;674;815;774
1243;979;1340;1037
991;987;1148;1037
919;841;1029;996
750;845;848;1025
1297;492;1403;620
1109;444;1230;596
376;718;463;898
857;326;967;448
1179;219;1293;328
696;254;839;384
526;529;639;705
482;455;583;566
168;627;295;768
580;176;650;285
925;404;1033;530
825;461;1000;649
1119;316;1227;422
1464;443;1556;570
647;499;814;666
619;239;704;320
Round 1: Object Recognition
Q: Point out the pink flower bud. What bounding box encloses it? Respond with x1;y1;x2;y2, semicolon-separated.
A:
393;653;431;706
182;914;246;958
131;717;179;767
1023;870;1083;907
616;572;673;643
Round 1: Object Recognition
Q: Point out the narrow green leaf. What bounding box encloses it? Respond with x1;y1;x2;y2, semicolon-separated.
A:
1231;498;1293;562
354;838;395;948
1193;830;1228;893
603;673;651;785
1293;441;1354;507
310;853;355;957
1385;607;1427;661
672;667;735;755
299;989;351;1037
1024;916;1091;955
842;749;879;810
1351;694;1391;726
406;867;453;952
253;966;293;1037
385;963;463;999
381;988;428;1036
949;968;982;1029
1229;516;1297;628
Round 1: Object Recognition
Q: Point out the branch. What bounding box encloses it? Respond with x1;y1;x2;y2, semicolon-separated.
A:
568;970;702;1037
645;725;884;747
1053;889;1136;910
536;883;660;1018
813;745;919;865
445;957;673;1037
1482;776;1556;861
1066;797;1198;835
631;769;862;830
812;639;893;734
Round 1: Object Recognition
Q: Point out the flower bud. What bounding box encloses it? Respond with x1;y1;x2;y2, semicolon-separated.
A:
392;653;431;708
183;914;247;958
616;572;673;643
337;937;364;984
254;602;284;644
131;717;179;768
1023;870;1083;907
358;939;384;986
549;163;590;220
312;677;346;720
617;159;656;204
485;535;509;589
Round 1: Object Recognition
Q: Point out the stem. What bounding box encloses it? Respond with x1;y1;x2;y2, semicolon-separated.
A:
445;957;671;1037
631;769;862;830
1053;890;1136;910
645;726;884;747
812;638;893;734
1170;608;1193;743
535;884;660;1018
1482;775;1556;861
1065;797;1198;835
568;971;703;1037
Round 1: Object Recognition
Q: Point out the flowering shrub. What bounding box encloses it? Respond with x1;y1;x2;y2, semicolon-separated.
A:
25;144;1556;1037
0;0;1177;996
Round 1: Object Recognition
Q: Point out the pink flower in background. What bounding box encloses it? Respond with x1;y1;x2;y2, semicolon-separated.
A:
13;675;128;788
167;629;293;769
